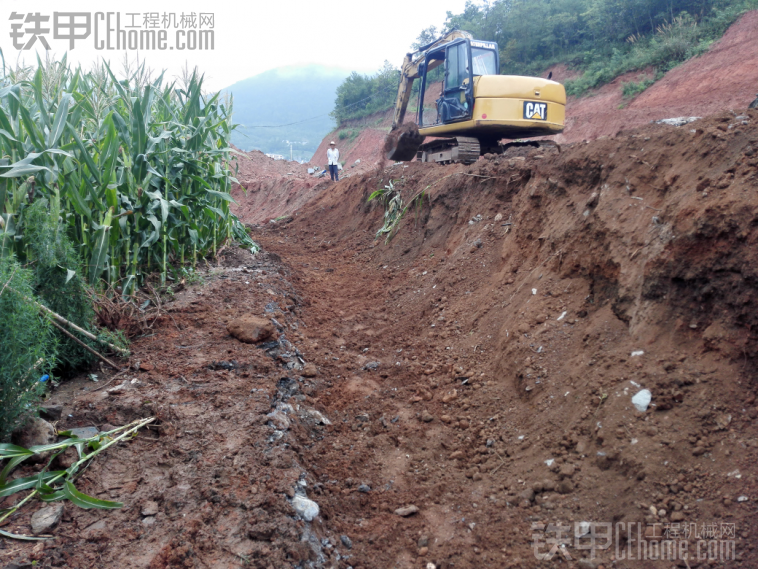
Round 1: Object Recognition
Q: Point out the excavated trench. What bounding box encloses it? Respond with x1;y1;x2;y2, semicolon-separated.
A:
2;111;758;569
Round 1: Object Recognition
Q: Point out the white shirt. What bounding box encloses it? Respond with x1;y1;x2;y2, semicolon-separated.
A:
327;147;339;165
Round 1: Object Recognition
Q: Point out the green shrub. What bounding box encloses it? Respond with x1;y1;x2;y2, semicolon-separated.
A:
622;78;656;98
0;256;57;441
22;198;96;370
338;128;360;142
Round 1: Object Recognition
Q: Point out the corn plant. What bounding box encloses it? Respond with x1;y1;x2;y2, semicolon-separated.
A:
0;417;155;539
0;53;256;294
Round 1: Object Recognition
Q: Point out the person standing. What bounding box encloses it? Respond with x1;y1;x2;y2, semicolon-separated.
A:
327;141;340;182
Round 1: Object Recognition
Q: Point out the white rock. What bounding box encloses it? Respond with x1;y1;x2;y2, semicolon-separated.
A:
737;496;749;502
632;389;652;412
531;288;537;295
576;521;591;537
557;311;567;321
655;117;701;127
631;350;644;357
291;495;319;521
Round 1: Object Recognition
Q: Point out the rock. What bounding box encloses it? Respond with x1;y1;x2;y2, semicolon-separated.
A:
655;117;701;127
301;408;331;425
141;501;159;516
518;488;535;502
418;535;430;548
542;479;556;492
557;480;574;494
421;411;434;423
68;426;99;439
267;410;290;430
340;535;353;549
142;516;156;526
139;362;154;371
301;362;318;377
442;390;458;403
227;315;276;344
578;559;601;569
12;417;56;463
358;484;371;493
291;495;319;521
394;505;419;517
632;389;652;412
39;405;63;421
418;546;429;556
31;504;64;535
559;464;576;478
692;445;706;456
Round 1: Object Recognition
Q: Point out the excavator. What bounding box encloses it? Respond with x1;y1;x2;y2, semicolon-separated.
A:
386;30;566;164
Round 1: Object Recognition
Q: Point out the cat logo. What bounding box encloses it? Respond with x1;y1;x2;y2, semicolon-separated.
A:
523;101;548;121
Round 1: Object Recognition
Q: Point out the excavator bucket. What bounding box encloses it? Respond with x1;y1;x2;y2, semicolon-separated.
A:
385;123;425;162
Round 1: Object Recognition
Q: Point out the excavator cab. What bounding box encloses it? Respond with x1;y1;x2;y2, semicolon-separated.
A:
419;39;498;127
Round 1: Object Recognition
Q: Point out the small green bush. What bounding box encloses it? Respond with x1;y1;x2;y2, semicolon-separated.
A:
23;197;96;370
622;78;656;98
0;256;57;441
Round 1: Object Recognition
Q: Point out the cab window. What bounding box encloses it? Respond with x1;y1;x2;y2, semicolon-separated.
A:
471;48;497;76
446;43;467;90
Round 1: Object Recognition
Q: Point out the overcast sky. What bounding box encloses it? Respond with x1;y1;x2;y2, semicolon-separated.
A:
1;0;470;91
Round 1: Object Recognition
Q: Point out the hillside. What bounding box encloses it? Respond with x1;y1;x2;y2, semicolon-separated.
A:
222;64;349;161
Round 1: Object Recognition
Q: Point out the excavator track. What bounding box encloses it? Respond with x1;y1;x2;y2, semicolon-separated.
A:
418;136;480;164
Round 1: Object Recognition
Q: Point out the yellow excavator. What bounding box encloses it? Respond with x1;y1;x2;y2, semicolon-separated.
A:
386;30;566;164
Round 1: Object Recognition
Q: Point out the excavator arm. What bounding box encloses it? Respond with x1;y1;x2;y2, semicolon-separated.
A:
386;30;472;161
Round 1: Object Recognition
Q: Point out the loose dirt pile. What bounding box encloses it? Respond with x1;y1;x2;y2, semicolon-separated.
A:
3;108;757;569
231;146;323;224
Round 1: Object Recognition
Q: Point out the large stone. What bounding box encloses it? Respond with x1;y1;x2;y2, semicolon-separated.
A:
227;315;276;344
394;505;419;517
12;417;56;463
31;504;64;535
291;495;319;521
301;363;318;377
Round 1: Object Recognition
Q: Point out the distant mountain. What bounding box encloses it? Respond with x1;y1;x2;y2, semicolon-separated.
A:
222;64;350;162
